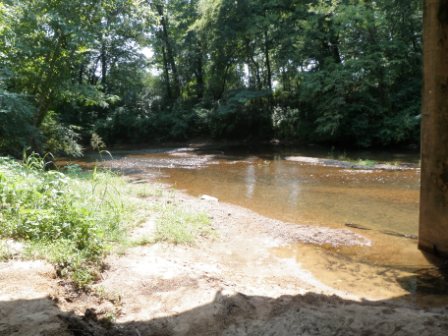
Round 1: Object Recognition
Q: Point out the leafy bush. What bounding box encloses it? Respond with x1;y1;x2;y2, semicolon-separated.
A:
208;89;273;140
0;240;13;261
41;112;83;157
272;105;301;139
95;102;212;145
0;155;130;286
0;90;38;155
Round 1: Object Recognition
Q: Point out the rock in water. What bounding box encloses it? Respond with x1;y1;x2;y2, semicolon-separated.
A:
200;195;219;203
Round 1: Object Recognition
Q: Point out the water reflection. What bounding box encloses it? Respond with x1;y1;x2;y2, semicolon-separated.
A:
245;163;256;199
66;146;448;302
72;146;420;239
288;179;300;205
162;159;420;236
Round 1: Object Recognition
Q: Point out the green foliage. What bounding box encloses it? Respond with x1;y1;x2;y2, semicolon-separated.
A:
155;204;214;245
134;0;422;147
0;155;132;286
356;159;377;168
0;0;423;150
0;0;150;155
41;112;83;157
0;90;37;155
262;0;422;147
209;89;273;139
0;240;13;261
272;105;301;139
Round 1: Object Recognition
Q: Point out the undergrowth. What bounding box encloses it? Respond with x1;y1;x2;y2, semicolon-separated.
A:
355;159;377;167
0;154;147;287
155;204;214;245
0;240;12;261
0;154;215;287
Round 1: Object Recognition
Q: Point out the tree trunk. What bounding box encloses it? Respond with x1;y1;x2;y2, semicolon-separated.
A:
161;44;172;100
89;57;100;85
365;0;388;110
245;39;262;90
249;55;262;90
419;0;448;257
264;30;272;93
100;41;108;87
194;50;204;100
156;3;180;99
281;66;290;92
213;62;231;100
78;63;84;84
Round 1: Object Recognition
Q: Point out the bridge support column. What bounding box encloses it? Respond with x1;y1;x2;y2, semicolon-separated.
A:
419;0;448;257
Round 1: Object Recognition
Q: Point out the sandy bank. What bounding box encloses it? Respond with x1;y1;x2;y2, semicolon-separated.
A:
1;186;447;336
285;156;419;170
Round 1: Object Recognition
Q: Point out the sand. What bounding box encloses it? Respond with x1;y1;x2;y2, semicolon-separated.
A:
1;188;447;336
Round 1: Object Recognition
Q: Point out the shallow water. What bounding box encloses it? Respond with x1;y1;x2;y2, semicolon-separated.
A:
103;146;420;236
163;158;420;236
72;145;448;302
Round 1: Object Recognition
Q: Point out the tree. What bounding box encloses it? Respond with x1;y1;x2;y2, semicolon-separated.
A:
0;0;151;154
0;0;426;153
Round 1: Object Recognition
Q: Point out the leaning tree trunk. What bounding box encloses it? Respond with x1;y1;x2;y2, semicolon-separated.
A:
419;0;448;257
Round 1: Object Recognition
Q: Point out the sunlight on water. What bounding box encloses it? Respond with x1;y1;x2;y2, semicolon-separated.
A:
161;156;420;236
69;145;448;304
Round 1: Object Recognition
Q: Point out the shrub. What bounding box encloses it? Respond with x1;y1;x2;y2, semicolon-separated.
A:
0;155;129;286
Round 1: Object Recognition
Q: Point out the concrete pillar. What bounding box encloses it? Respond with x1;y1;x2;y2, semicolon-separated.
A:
419;0;448;257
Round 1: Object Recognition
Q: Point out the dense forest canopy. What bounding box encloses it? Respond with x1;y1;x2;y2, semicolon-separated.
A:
0;0;422;156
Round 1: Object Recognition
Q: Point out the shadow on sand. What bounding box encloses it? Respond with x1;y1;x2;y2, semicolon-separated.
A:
2;287;448;336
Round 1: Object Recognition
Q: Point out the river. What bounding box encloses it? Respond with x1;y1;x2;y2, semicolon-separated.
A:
74;144;448;302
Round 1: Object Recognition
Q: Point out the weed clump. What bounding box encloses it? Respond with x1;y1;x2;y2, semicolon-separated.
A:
0;155;130;287
0;240;13;261
155;204;214;245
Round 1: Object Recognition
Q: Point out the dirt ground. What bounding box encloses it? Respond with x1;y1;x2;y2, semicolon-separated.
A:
1;188;448;336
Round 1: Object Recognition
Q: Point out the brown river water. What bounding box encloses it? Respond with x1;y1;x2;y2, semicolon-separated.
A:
71;145;448;303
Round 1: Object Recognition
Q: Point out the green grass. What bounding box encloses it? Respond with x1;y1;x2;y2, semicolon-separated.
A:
328;152;379;168
355;159;377;167
383;160;408;167
0;154;215;287
154;204;214;245
134;185;163;199
0;155;150;287
130;235;155;247
0;240;13;261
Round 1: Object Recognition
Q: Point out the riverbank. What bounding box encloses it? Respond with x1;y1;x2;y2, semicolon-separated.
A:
1;180;447;335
